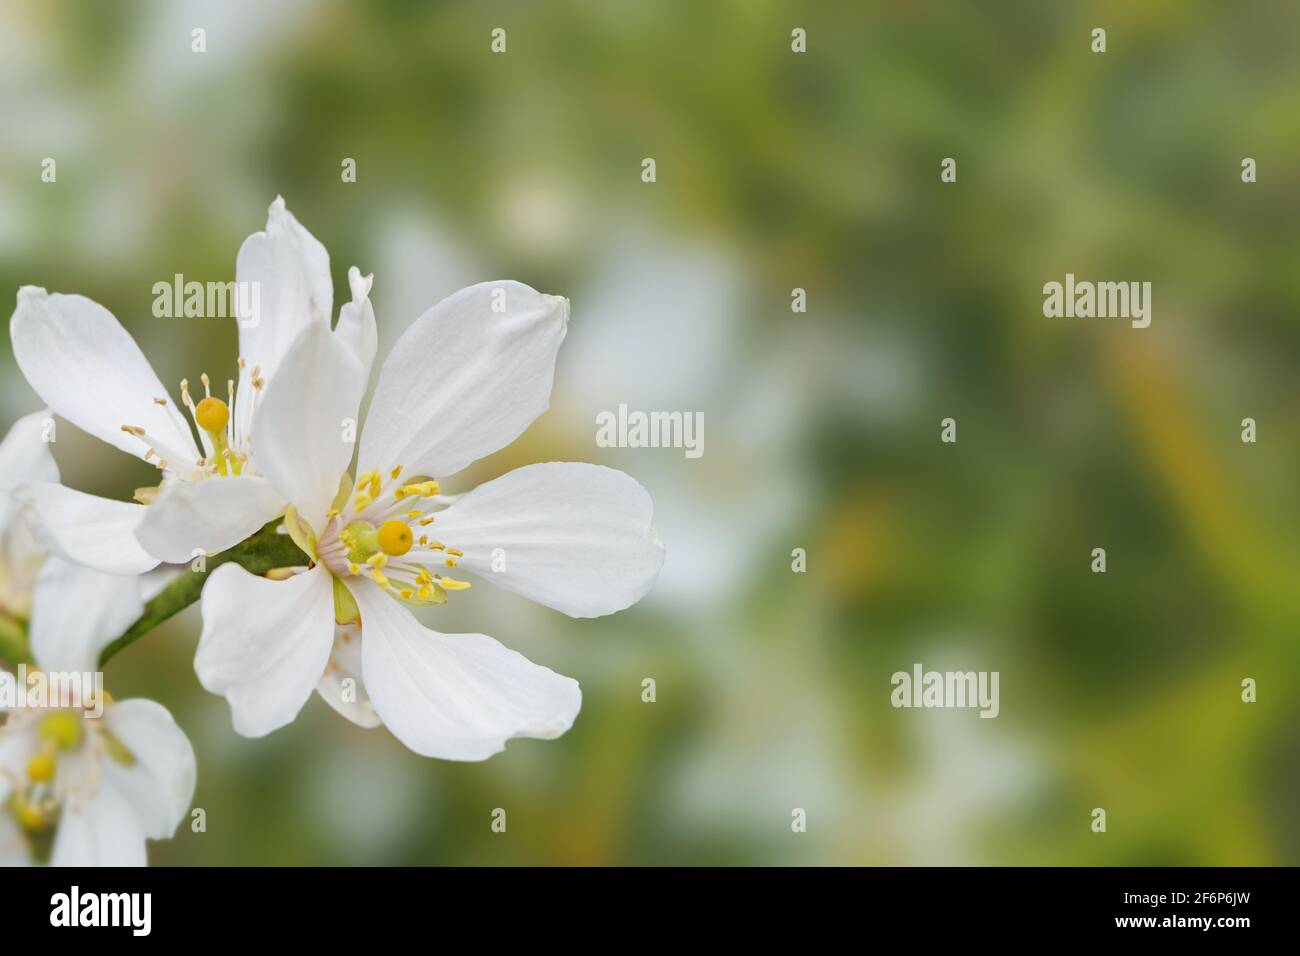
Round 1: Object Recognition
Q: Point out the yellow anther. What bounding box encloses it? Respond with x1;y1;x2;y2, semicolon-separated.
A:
121;425;145;437
395;480;440;500
366;552;388;569
38;712;83;750
439;576;472;590
348;563;360;575
26;751;55;783
371;570;390;589
195;396;230;433
417;585;434;600
446;548;464;557
153;397;167;406
390;465;403;480
427;541;445;551
418;518;435;526
353;493;373;511
378;520;413;556
399;589;414;600
405;510;422;520
445;557;458;568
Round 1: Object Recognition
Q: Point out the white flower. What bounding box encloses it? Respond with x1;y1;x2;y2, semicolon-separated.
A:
0;411;196;866
194;221;665;760
7;196;377;572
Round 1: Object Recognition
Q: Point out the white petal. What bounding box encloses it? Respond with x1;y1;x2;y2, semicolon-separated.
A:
351;578;581;760
9;286;199;464
29;557;144;673
102;698;197;839
315;623;381;729
50;772;147;866
134;475;285;564
335;266;378;377
431;462;664;618
0;408;59;490
17;481;159;575
0;811;31;866
0;515;43;617
195;563;335;737
357;281;568;479
0;409;59;541
235;196;333;383
252;321;367;532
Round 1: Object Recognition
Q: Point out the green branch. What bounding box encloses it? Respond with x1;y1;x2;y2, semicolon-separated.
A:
98;518;307;667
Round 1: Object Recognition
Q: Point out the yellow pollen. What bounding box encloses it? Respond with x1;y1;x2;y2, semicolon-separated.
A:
439;576;472;590
195;396;230;433
378;520;413;556
26;751;56;783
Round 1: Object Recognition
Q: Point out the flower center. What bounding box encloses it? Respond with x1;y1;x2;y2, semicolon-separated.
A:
119;360;264;481
313;465;471;609
2;698;135;844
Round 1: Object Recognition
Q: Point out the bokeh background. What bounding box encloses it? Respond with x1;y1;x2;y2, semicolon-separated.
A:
1;0;1298;865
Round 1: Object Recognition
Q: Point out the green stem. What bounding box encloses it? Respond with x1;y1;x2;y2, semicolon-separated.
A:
98;518;307;667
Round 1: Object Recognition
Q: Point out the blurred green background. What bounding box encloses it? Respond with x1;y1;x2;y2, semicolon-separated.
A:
1;0;1298;864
